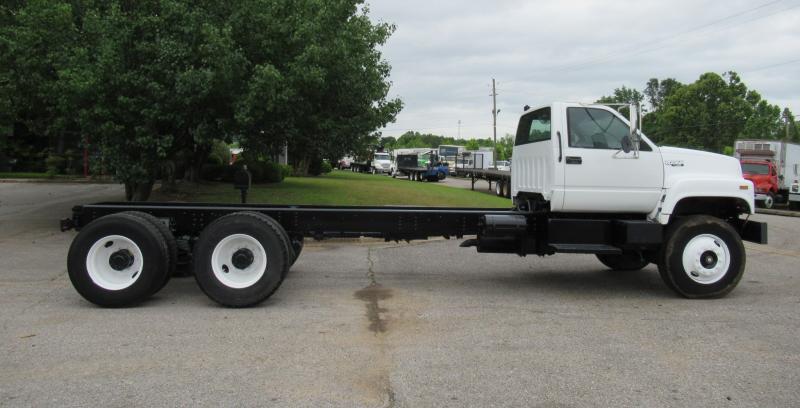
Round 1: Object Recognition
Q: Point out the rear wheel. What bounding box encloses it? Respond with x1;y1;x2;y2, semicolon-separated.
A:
123;211;177;294
67;213;169;307
658;215;745;298
495;181;503;196
193;212;290;307
596;252;648;271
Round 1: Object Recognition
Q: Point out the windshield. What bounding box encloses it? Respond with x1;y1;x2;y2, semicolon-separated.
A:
741;163;769;175
374;154;390;161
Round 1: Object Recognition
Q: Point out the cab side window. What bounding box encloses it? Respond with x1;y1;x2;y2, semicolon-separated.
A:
515;107;551;146
567;107;651;151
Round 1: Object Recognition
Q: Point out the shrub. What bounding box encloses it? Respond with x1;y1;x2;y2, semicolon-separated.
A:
208;141;231;165
245;161;265;182
308;158;323;176
320;161;332;174
262;161;284;183
45;154;66;177
200;163;226;181
280;164;293;179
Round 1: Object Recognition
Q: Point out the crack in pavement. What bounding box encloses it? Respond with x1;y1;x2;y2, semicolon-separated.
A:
353;246;397;407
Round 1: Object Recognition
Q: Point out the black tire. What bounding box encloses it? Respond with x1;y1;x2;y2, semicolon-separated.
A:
596;252;649;271
67;213;169;307
657;215;745;298
193;212;290;307
289;237;304;265
246;212;296;269
763;193;775;209
123;211;177;293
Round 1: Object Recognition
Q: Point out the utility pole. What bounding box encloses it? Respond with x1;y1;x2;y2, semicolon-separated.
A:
458;120;461;139
491;78;499;169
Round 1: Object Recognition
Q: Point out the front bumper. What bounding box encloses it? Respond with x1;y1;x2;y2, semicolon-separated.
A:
754;193;769;201
789;193;800;203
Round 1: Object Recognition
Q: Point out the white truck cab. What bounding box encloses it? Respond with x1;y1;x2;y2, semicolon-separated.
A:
371;152;392;174
511;102;754;224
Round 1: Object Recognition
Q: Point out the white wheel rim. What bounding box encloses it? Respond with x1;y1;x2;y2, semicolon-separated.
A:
764;196;773;208
210;234;267;289
681;233;731;284
86;235;144;291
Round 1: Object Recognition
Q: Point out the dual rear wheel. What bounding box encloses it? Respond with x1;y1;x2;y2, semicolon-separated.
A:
68;211;300;308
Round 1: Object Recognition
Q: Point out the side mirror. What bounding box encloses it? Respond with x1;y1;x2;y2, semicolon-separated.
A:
628;103;639;140
621;135;632;154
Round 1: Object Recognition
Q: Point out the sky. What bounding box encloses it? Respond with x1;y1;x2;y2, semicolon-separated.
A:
366;0;800;140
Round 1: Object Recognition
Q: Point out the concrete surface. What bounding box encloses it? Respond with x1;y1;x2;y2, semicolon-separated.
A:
1;183;799;407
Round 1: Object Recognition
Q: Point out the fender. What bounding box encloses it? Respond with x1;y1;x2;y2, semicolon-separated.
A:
651;178;755;224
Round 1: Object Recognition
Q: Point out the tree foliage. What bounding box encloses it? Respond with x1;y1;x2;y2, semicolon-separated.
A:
1;0;401;199
601;72;791;153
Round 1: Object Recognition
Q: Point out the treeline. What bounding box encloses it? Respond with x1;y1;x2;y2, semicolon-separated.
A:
0;0;401;200
598;71;799;153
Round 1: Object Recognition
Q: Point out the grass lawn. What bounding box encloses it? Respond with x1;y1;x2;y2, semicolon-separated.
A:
0;172;53;179
168;170;511;207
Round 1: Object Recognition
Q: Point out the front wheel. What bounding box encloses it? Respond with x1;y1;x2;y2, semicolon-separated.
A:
596;252;648;271
658;215;745;298
763;193;775;209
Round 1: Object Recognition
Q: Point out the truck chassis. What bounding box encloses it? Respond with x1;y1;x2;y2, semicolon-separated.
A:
60;201;767;308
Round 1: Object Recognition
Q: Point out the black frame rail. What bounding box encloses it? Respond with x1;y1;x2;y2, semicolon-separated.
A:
62;202;514;241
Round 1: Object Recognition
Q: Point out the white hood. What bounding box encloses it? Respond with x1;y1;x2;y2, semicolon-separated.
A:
659;146;744;188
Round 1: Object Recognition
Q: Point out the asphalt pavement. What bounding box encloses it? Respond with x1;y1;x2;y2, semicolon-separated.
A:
1;182;798;407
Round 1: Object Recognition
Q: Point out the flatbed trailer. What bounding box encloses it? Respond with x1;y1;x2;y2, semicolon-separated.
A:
464;168;512;198
397;165;448;182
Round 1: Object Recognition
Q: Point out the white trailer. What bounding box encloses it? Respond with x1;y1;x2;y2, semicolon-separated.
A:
455;148;494;175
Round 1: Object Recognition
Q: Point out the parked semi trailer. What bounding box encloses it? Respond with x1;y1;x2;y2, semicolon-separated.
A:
61;102;767;308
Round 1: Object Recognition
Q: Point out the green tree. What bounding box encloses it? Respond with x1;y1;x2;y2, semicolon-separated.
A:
644;78;683;111
464;139;480;151
233;0;401;175
654;72;761;152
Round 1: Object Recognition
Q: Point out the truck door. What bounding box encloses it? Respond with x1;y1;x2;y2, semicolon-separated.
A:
561;106;663;213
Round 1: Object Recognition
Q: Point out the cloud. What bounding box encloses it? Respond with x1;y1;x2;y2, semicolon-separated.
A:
368;0;800;139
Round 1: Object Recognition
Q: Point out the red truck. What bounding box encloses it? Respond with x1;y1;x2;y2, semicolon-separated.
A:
735;140;800;209
740;159;779;208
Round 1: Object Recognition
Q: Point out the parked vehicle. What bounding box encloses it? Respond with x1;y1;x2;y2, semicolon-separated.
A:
495;160;511;172
371;152;392;174
455;149;494;176
337;155;353;170
396;150;449;182
789;179;799;210
438;145;464;174
61;102;766;308
389;148;431;177
740;160;779;208
735;140;800;207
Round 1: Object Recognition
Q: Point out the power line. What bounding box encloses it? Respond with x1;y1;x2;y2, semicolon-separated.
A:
507;0;798;81
743;58;800;73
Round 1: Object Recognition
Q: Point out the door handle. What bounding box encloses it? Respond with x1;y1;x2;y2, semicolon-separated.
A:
565;156;582;165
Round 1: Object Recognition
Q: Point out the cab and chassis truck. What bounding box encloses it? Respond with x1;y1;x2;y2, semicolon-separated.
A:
61;102;767;308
